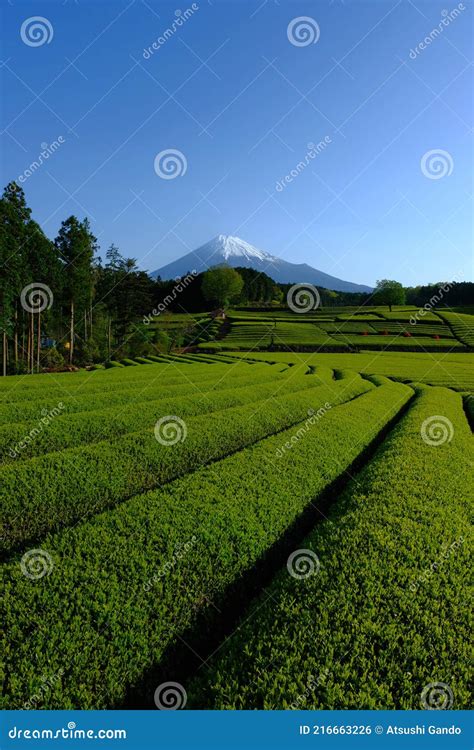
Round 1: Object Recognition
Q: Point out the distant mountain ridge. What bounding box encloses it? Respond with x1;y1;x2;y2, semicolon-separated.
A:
151;234;373;293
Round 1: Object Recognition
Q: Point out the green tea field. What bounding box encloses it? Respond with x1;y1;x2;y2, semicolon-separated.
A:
197;305;472;353
1;309;472;711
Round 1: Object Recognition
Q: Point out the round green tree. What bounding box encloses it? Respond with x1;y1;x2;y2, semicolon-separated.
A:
201;266;244;308
374;279;406;312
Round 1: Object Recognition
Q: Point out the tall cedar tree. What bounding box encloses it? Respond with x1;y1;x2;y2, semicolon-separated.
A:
55;216;97;363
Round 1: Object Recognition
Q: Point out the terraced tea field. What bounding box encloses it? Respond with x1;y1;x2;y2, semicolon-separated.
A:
204;306;473;353
1;343;472;711
214;320;340;350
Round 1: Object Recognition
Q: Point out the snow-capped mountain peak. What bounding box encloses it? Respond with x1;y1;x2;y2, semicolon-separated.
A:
209;235;276;262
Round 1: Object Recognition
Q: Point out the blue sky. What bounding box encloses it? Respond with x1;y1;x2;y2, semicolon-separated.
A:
1;0;472;287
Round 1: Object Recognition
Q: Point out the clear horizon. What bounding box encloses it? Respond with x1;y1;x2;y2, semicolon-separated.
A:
1;0;472;287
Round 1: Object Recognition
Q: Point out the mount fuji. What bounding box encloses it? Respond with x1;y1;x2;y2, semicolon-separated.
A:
151;235;372;293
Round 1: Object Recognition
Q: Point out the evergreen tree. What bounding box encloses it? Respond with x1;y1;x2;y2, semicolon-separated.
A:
55;216;97;363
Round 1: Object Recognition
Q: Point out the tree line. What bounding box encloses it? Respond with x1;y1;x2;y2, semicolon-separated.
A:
0;183;160;375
